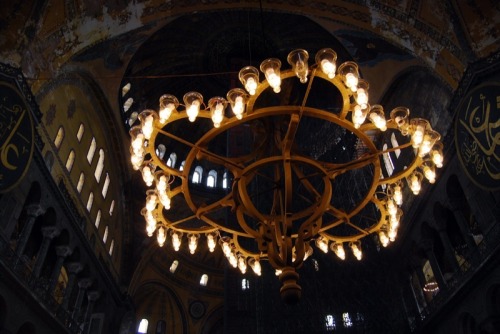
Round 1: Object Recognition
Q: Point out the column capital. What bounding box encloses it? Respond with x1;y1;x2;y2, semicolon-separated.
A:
78;278;93;289
66;262;84;274
87;290;100;302
56;245;72;257
41;226;60;239
25;204;44;217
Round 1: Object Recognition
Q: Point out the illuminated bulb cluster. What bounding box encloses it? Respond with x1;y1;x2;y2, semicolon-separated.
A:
127;47;445;284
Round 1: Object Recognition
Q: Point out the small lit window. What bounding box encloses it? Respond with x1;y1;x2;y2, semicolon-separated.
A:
54;126;64;149
342;312;353;328
242;278;250;290
121;83;131;97
170;260;179;273
222;172;229;189
87;137;96;164
137;319;148;333
179;160;185;171
156;144;166;159
65;150;75;171
94;149;105;182
86;192;94;211
103;226;109;244
207;170;217;188
95;210;101;228
312;259;319;271
128;112;138;127
77;123;84;142
325;314;336;331
382;144;394;176
109;200;115;216
123;97;134;112
167;152;177;168
77;172;85;193
391;133;401;158
192;166;203;184
109;239;114;256
102;173;110;198
200;274;208;286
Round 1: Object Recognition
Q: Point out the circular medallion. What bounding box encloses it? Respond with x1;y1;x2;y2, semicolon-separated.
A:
455;83;500;190
0;82;34;192
189;300;206;319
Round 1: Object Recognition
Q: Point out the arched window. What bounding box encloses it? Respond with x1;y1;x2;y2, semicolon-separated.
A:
192;166;203;184
325;315;336;330
95;210;101;228
169;260;179;273
102;173;110;198
77;172;85;193
242;278;250;290
94;149;105;182
207;170;217;187
166;152;177;168
342;312;353;328
109;200;115;216
109;239;114;256
86;192;94;211
382;143;394;176
222;172;229;189
137;319;148;333
44;151;54;171
391;133;401;158
128;111;138;127
122;82;131;97
87;137;96;164
179;160;185;171
65;150;75;171
77;123;84;142
200;274;208;286
156;320;167;334
54;126;64;149
103;226;109;244
123;97;134;112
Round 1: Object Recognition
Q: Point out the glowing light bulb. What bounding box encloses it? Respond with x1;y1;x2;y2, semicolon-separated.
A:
410;174;421;195
159;103;175;124
249;258;262;276
238;256;247;274
142;114;154;140
432;150;443;168
265;68;281;93
233;96;244;119
146;194;157;212
157;227;166;247
332;242;345;260
207;234;216;252
171;232;181;251
393;185;403;206
188;234;198;254
187;100;200;122
245;77;257;95
321;59;336;78
345;73;358;91
424;165;436;183
379;231;389;247
315;237;329;253
211;102;224;128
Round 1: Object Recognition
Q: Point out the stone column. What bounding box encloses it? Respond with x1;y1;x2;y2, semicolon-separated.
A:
62;262;83;309
48;245;72;293
32;226;60;277
83;291;100;332
421;239;447;290
72;278;92;320
15;204;44;258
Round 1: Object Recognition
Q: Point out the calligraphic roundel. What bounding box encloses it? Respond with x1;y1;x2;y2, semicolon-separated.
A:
455;82;500;190
0;81;34;192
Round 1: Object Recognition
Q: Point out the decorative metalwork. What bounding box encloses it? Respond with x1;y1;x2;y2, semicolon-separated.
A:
129;48;444;302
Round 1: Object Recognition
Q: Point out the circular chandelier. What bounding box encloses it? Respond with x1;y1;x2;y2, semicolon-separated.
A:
129;48;443;303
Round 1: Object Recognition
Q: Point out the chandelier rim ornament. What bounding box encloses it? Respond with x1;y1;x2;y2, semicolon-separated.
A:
129;47;444;303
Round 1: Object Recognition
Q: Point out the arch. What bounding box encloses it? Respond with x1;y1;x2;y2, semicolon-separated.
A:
458;312;477;334
87;137;96;164
94;149;105;182
166;152;177;168
192;166;203;184
103;226;109;244
54;126;64;149
137;318;148;333
95;210;101;228
200;274;208;286
102;173;110;198
16;322;36;334
207;170;217;188
86;192;94;211
179;160;185;171
155;320;166;334
65;150;75;172
109;239;115;256
77;123;85;142
109;200;115;216
77;172;85;193
222;171;229;189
